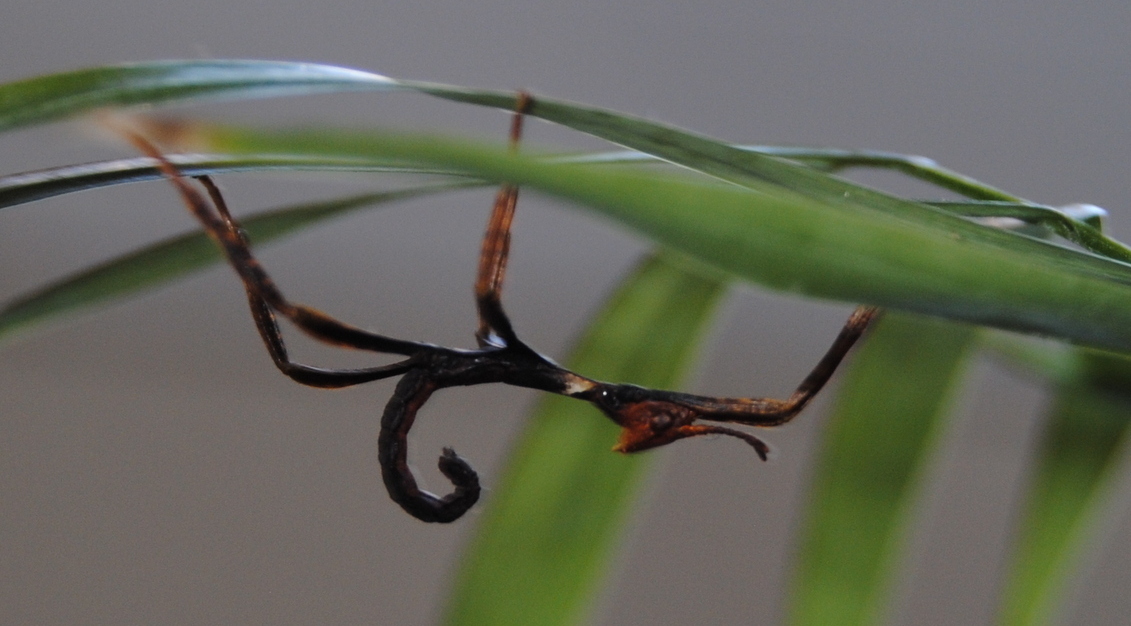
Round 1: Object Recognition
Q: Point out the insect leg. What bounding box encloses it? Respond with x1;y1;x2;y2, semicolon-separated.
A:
474;92;534;348
123;131;430;387
681;305;882;427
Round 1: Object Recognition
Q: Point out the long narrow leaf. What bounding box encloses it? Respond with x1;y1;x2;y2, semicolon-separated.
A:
154;124;1131;354
443;252;727;626
7;61;1131;347
5;61;1120;281
0;60;398;132
0;154;461;209
559;146;1018;202
0;183;463;341
997;352;1131;626
790;313;976;625
0;60;1074;230
0;60;1043;243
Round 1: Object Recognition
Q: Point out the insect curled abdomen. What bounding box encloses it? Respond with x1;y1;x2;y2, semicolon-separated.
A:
378;370;481;523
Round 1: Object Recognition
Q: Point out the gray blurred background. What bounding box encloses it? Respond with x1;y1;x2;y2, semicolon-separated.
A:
1;1;1129;624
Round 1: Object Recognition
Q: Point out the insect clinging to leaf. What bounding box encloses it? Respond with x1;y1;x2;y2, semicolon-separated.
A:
119;92;878;523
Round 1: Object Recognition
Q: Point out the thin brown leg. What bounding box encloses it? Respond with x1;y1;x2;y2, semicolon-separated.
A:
123;131;431;388
588;306;881;455
681;305;880;426
474;92;533;348
192;175;420;387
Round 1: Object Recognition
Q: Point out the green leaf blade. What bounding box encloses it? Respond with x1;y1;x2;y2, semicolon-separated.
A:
186;125;1131;353
790;313;976;626
443;253;727;626
0;154;460;210
0;60;400;132
998;352;1131;626
8;61;1131;350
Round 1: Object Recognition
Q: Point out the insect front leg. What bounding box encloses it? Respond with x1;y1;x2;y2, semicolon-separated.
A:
121;130;434;388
